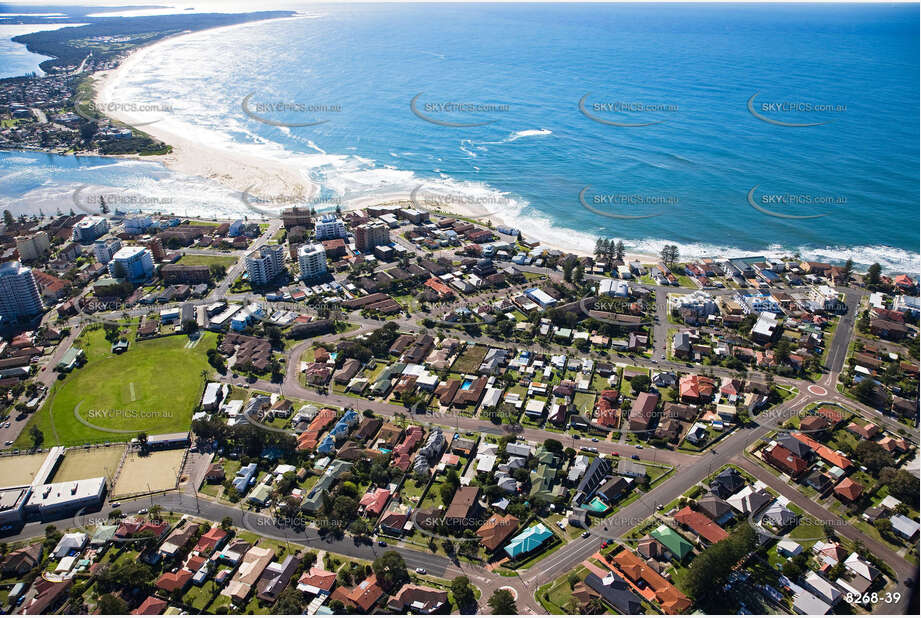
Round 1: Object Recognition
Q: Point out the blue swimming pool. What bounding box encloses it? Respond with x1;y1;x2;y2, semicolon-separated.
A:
461;378;474;389
582;496;610;514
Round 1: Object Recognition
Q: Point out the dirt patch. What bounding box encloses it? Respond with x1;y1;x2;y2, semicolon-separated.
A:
111;449;186;498
51;445;126;484
0;452;48;487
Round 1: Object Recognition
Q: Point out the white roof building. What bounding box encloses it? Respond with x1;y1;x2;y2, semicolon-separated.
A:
52;532;88;559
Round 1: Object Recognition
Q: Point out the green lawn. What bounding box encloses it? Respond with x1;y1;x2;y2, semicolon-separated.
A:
572;392;596;416
16;328;217;447
176;253;239;268
537;566;588;614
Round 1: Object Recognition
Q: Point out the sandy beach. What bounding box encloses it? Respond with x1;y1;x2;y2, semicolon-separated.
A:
92;17;318;206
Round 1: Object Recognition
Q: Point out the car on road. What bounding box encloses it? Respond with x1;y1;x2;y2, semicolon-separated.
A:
612;451;619;456
573;434;580;440
581;531;591;538
636;445;643;449
137;508;148;515
591;438;599;442
110;502;121;508
378;540;387;547
414;568;427;574
3;440;12;446
656;504;664;511
631;454;640;460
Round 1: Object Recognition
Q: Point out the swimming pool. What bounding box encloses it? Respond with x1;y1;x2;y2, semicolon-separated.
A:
461;378;474;389
582;496;610;514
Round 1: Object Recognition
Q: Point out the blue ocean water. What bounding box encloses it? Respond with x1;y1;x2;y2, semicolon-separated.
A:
3;2;918;270
0;23;88;78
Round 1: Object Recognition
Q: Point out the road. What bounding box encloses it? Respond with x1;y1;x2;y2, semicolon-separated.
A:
2;488;537;613
4;226;916;613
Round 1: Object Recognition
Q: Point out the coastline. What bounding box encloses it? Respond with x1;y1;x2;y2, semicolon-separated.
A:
9;17;914;272
91;15;319;206
84;16;626;260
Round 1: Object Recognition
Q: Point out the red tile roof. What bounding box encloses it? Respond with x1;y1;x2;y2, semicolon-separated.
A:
792;432;852;470
613;549;691;614
155;569;193;593
673;506;729;544
131;596;168;615
834;477;863;502
193;526;228;554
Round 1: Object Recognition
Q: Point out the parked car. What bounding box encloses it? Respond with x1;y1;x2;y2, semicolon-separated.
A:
631;454;640;460
415;567;427;574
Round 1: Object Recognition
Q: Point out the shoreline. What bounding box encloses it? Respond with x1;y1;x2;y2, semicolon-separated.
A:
84;15;640;261
6;20;916;271
92;14;319;205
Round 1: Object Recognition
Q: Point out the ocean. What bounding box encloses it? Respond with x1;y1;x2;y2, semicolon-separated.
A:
2;2;918;271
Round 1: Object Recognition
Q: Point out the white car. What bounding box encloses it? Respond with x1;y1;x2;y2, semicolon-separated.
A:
414;567;427;575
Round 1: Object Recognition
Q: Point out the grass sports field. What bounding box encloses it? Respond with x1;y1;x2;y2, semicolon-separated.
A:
15;325;217;448
176;254;238;269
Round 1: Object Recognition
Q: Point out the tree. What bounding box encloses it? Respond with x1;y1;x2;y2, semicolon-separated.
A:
562;259;574;283
630;374;651;393
349;518;371;537
97;594;127;614
853;378;877;405
439;482;456;506
660;244;679;266
842;258;853;281
879;467;919;504
95;561;154;595
682;522;756;607
272;587;304;614
3;210;13;225
29;425;44;449
782;552;810;579
488;589;517;614
867;263;882;285
209;263;227;280
543;438;563;454
450;576;475;608
854;440;894;474
371;551;408;592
